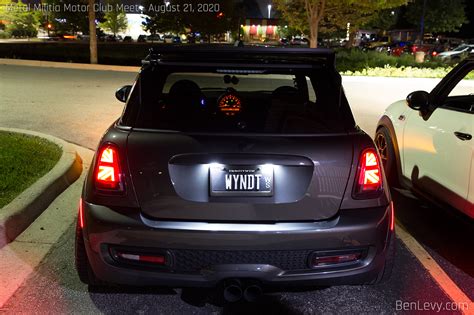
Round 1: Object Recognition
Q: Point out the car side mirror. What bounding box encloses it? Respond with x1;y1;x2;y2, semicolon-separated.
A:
115;85;132;103
406;90;430;111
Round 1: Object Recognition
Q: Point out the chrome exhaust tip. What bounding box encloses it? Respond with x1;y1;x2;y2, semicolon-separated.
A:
243;284;262;302
223;280;243;303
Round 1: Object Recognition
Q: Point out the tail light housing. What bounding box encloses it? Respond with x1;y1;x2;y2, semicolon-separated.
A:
353;148;383;199
94;144;124;192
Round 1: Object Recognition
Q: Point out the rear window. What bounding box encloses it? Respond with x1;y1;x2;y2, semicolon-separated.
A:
127;69;348;133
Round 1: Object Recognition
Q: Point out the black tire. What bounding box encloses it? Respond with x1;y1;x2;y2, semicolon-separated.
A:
375;127;399;187
75;220;102;286
375;232;396;284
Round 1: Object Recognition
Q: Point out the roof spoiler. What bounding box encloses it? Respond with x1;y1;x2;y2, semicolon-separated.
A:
142;45;336;68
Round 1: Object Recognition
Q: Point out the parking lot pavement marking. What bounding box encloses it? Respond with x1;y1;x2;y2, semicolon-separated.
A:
396;224;474;314
0;146;92;309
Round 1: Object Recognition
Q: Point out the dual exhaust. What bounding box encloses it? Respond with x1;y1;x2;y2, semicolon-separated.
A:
223;279;262;303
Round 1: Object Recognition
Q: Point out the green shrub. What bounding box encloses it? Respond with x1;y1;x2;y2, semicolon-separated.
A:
335;49;448;72
0;31;10;39
341;65;457;78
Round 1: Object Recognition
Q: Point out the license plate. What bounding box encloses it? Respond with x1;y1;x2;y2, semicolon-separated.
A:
210;165;273;196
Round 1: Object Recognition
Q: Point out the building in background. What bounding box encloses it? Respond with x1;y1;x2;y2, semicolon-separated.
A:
240;0;279;42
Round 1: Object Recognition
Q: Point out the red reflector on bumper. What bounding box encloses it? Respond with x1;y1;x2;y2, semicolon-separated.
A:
311;252;362;267
116;252;166;265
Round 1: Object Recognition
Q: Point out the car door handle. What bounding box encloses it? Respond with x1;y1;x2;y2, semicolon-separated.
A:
454;132;472;141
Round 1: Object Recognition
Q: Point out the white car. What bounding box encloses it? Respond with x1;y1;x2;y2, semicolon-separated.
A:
437;44;474;63
375;56;474;218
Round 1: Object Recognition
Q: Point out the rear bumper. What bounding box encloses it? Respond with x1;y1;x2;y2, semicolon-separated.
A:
81;202;393;287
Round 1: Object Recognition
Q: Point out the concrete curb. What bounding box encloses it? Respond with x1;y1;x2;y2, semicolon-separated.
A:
0;58;140;72
0;128;83;249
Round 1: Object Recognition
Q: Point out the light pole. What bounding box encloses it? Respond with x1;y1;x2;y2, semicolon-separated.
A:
267;4;271;19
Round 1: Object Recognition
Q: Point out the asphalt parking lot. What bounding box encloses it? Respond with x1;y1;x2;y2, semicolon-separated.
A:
0;64;472;314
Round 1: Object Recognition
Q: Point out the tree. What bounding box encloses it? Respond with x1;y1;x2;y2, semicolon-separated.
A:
88;0;97;64
274;0;325;48
99;0;128;36
142;0;186;35
142;0;242;40
0;1;41;38
42;0;89;34
404;0;467;33
363;8;398;31
274;0;408;48
325;1;407;47
187;0;242;41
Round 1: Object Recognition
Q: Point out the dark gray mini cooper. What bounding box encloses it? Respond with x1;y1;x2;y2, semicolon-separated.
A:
75;46;395;301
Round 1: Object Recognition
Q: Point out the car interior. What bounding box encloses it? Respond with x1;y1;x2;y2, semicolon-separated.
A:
137;73;343;133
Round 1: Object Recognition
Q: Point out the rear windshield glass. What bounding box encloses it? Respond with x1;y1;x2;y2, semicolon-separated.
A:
128;69;347;133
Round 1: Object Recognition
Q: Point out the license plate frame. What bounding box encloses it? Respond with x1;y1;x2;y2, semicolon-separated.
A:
209;165;274;197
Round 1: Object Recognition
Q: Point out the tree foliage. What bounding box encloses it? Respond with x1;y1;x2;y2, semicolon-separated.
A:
0;0;41;38
274;0;408;47
142;0;241;39
405;0;468;33
99;0;128;36
41;0;100;35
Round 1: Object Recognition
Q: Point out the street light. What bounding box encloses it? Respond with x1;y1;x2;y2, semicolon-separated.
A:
267;4;271;19
165;0;170;7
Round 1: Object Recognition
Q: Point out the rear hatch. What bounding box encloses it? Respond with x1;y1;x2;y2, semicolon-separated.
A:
127;132;353;222
122;53;356;222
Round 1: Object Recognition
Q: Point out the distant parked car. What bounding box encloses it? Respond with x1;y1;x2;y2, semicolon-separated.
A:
279;38;289;46
104;35;120;42
389;42;413;57
58;33;77;41
147;34;162;43
437;44;474;63
163;35;174;43
137;35;147;43
122;36;133;43
290;37;309;45
77;34;90;41
366;36;390;50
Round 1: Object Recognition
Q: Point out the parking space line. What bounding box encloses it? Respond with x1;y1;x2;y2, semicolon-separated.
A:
396;223;474;314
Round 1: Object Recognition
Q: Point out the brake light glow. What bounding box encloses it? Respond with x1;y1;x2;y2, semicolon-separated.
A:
353;148;382;198
95;144;123;191
78;197;84;229
390;201;395;231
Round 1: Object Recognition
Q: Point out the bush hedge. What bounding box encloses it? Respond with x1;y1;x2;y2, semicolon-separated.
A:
335;49;447;72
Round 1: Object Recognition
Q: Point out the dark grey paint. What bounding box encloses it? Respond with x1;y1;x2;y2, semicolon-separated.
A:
126;132;354;221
